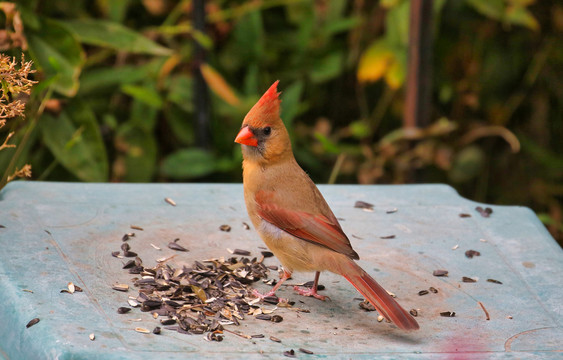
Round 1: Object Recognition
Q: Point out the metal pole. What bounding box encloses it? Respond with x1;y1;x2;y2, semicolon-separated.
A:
404;0;433;129
193;0;210;148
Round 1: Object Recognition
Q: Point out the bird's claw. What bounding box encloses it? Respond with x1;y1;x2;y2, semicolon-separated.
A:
293;286;328;301
251;289;288;304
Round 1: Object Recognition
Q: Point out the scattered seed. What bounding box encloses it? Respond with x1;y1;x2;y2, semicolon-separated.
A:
168;242;188;252
242;222;250;230
386;208;398;214
164;197;176;206
429;287;438;293
256;314;272;321
122;233;134;241
299;348;314;354
410;309;418;317
284;349;296;358
418;290;429;296
270;336;282;343
89;333;95;341
354;200;374;210
507;315;513;319
386;290;396;298
26;318;40;328
380;235;396;239
433;269;448;277
117;307;132;314
124;251;137;257
478;301;490;320
150;243;161;250
440;311;455;317
22;289;33;293
261;251;274;258
377;315;385;322
462;276;477;283
130;225;144;231
459;213;471;218
111;251;121;258
475;206;493;218
128;299;139;307
452;244;459;250
465;250;481;258
135;327;150;334
480;238;488;242
153;326;161;334
233;249;251;256
263;296;280;305
112;284;129;292
359;300;376;311
271;315;283;323
219;224;231;232
122;260;135;269
487;279;503;284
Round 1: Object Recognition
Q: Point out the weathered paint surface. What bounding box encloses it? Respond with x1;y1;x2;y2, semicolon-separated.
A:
0;182;561;359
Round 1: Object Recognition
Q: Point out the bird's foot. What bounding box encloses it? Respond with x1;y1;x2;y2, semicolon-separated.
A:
293;286;328;301
251;289;287;304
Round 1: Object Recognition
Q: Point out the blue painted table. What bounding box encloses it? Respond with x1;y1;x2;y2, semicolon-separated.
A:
0;182;561;359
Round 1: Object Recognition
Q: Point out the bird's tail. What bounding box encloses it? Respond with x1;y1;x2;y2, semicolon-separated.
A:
336;258;419;331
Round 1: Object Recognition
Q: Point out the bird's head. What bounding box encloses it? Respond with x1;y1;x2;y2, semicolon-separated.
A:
235;80;292;163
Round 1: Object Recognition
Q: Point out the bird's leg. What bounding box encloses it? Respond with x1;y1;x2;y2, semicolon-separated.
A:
252;269;292;300
293;271;327;301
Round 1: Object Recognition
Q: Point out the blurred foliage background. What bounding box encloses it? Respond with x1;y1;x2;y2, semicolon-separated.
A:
0;0;562;244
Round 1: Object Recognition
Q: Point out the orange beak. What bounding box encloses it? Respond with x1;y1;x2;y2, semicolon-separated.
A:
234;126;258;147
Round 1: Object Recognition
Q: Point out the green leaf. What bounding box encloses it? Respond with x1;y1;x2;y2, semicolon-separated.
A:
310;51;344;84
165;106;194;145
26;18;84;97
465;0;504;20
60;19;172;55
78;63;157;96
386;1;410;47
280;80;304;127
121;84;163;109
233;10;263;62
314;133;340;154
114;124;157;182
448;146;485;183
167;75;194;113
505;5;539;31
160;148;217;179
40;101;108;182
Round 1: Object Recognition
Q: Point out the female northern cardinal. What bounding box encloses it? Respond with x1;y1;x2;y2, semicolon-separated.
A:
234;81;419;331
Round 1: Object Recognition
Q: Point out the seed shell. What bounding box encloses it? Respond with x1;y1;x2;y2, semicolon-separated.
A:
135;327;150;334
89;333;95;341
168;242;188;252
299;348;314;354
26;318;40;328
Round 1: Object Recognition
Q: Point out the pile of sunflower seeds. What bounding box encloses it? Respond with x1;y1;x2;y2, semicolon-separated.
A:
112;235;287;340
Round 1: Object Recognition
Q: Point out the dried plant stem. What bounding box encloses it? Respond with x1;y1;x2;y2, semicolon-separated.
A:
478;301;490;320
0;131;15;150
0;86;53;189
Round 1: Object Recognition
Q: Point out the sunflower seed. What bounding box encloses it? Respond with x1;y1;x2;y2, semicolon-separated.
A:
150;243;161;250
26;318;40;328
300;348;314;354
459;213;471;218
410;309;418;317
135;327;150;334
465;250;481;258
386;208;398;214
475;206;493;217
117;307;131;314
270;336;282;342
487;278;503;284
271;315;283;323
242;222;250;230
283;349;296;358
153;326;161;334
433;269;448;277
418;290;429;296
89;333;95;341
429;287;438;293
377;315;385;322
168;242;188;252
440;311;455;317
164;197;176;206
219;224;231;232
354;201;374;210
380;235;396;239
462;276;477;283
112;284;129;292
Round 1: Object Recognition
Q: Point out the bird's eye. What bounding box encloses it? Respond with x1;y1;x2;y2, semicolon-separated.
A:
263;127;271;136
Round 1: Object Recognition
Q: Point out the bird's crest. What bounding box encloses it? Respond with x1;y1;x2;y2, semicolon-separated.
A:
243;80;281;128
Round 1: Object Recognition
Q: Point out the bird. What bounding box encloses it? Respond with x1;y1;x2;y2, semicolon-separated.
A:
234;81;419;331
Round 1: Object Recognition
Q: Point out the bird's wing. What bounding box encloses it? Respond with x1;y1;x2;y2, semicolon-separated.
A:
255;190;359;259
